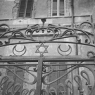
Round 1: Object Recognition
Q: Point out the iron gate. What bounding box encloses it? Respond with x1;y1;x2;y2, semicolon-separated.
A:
0;22;95;95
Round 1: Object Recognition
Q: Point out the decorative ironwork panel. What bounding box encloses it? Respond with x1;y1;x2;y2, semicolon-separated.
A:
0;22;95;95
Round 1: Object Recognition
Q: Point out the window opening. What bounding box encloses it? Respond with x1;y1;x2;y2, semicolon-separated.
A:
60;0;64;16
52;0;64;16
18;0;33;18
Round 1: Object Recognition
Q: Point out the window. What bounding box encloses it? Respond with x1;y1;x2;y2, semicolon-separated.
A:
52;0;64;16
18;0;34;18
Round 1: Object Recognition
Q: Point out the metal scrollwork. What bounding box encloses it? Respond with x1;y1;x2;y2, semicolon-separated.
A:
0;22;94;57
12;44;27;56
81;70;92;92
87;51;95;58
74;75;84;95
81;70;90;85
42;64;95;95
57;83;65;95
0;22;95;95
5;80;14;95
57;45;72;56
49;87;57;95
0;24;10;31
0;76;9;88
42;65;77;85
0;65;37;95
65;79;74;95
79;22;94;33
21;89;29;95
4;66;37;85
28;89;35;95
0;23;94;47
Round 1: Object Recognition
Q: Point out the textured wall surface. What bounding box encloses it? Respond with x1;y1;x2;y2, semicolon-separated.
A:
0;0;15;19
74;0;95;16
0;0;94;19
35;0;48;18
0;0;94;26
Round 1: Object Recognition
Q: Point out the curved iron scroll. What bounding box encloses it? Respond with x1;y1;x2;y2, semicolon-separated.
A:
12;45;27;56
42;64;95;95
0;22;95;57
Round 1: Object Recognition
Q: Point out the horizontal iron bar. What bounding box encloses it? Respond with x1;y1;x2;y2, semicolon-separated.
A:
0;64;38;66
0;56;39;62
0;41;95;48
0;56;94;62
0;63;94;67
43;57;95;62
43;64;95;66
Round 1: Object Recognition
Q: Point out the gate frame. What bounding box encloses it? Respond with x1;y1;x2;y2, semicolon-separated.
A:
0;56;94;95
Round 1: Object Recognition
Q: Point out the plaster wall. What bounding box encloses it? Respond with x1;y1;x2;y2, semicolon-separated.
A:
74;0;95;16
0;0;15;19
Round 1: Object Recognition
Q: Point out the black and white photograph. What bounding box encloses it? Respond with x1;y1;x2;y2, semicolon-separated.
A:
0;0;95;95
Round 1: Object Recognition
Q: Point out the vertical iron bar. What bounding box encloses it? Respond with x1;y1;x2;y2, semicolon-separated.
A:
71;0;74;81
71;0;74;28
71;0;79;95
34;58;43;95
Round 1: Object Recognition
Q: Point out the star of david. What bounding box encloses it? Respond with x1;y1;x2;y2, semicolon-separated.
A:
35;43;48;56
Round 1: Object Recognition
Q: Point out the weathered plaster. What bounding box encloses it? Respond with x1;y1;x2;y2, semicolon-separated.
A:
0;0;15;19
74;0;95;16
35;0;48;18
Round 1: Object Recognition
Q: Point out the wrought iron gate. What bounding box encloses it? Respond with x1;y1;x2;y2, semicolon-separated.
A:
0;22;95;95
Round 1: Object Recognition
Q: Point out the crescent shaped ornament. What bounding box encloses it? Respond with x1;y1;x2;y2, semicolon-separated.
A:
57;45;72;56
12;45;26;56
